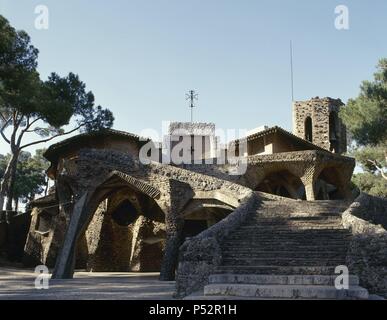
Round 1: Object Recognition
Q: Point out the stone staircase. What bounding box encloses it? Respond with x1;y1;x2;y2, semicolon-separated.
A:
195;198;369;300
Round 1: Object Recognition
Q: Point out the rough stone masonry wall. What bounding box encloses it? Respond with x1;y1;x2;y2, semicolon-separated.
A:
293;97;346;153
342;193;387;297
75;149;252;206
175;191;260;298
48;148;254;279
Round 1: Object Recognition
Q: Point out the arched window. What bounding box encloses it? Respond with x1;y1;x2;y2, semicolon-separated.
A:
329;112;339;153
304;117;313;143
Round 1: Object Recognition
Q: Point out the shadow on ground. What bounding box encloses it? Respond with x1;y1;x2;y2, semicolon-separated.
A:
0;268;176;300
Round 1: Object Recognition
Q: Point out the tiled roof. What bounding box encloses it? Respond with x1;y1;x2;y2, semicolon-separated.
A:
231;126;327;152
44;129;149;161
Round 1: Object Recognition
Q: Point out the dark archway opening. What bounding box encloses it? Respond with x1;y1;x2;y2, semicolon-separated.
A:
111;199;138;226
305;117;313;143
183;220;208;238
182;205;233;240
74;186;166;273
256;170;305;200
315;167;344;200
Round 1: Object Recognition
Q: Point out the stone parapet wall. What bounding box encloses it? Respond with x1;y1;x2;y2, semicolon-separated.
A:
343;193;387;230
168;122;216;136
342;193;387;297
175;191;259;297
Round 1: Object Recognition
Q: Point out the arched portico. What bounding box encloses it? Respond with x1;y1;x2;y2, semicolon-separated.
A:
255;170;305;200
51;171;163;279
75;186;166;272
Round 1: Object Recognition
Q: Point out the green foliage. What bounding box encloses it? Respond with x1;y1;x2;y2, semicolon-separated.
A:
352;172;387;198
340;58;387;197
0;149;49;204
0;14;114;210
340;59;387;147
352;145;386;173
0;14;114;141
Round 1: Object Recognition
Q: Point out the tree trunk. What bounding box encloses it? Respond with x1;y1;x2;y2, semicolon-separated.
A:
14;197;19;212
5;155;18;211
0;152;19;212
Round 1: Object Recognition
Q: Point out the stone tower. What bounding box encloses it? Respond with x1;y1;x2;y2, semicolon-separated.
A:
292;97;347;154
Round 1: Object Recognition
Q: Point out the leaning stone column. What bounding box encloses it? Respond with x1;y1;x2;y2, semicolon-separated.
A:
301;162;318;201
304;183;316;201
52;192;88;279
159;180;193;281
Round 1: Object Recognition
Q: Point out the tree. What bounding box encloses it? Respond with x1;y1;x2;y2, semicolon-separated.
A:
340;58;387;197
0;15;114;211
0;150;49;211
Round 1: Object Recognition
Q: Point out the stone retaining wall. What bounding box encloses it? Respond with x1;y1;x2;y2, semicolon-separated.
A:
342;193;387;297
175;191;259;297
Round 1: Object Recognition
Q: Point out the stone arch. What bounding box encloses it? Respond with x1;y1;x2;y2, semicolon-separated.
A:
305;116;313;143
180;199;234;239
52;171;164;278
315;166;347;200
255;169;305;199
77;179;165;272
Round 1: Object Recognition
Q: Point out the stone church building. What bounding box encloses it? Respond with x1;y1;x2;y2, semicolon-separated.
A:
23;97;387;299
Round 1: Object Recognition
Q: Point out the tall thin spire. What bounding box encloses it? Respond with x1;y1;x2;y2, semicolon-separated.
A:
186;90;198;123
290;40;294;102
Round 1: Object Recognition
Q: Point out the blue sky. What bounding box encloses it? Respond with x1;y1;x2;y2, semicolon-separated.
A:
1;0;386;153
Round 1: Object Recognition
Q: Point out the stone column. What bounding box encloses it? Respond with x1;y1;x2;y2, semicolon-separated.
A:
304;183;316;201
52;192;88;279
159;180;193;281
301;163;318;201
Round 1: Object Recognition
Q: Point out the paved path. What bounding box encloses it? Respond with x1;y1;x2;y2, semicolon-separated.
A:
0;268;176;300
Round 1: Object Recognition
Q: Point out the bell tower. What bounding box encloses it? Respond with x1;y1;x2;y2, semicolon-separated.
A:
292;97;347;154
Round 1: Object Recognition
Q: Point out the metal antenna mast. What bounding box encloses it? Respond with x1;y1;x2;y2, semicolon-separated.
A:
186;90;198;123
290;40;294;102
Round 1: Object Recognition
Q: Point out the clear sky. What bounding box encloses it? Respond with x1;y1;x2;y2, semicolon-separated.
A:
1;0;386;154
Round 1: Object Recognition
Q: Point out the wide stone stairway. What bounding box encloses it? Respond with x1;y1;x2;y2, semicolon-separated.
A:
201;197;369;299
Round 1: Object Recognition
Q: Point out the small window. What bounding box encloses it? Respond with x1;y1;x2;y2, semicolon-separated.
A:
329;111;339;153
305;117;313;142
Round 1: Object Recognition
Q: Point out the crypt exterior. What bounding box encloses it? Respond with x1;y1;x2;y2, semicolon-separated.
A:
23;97;387;299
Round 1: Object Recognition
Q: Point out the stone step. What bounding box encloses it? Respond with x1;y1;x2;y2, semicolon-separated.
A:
222;240;349;245
257;205;348;212
236;226;346;231
222;251;347;259
246;221;344;227
253;213;343;218
203;283;369;300
221;258;345;267
222;247;348;254
252;212;343;217
246;217;342;227
215;265;340;275
249;225;344;229
222;240;349;247
224;235;350;240
259;199;349;206
255;208;344;214
235;225;349;231
228;232;350;238
208;274;360;286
